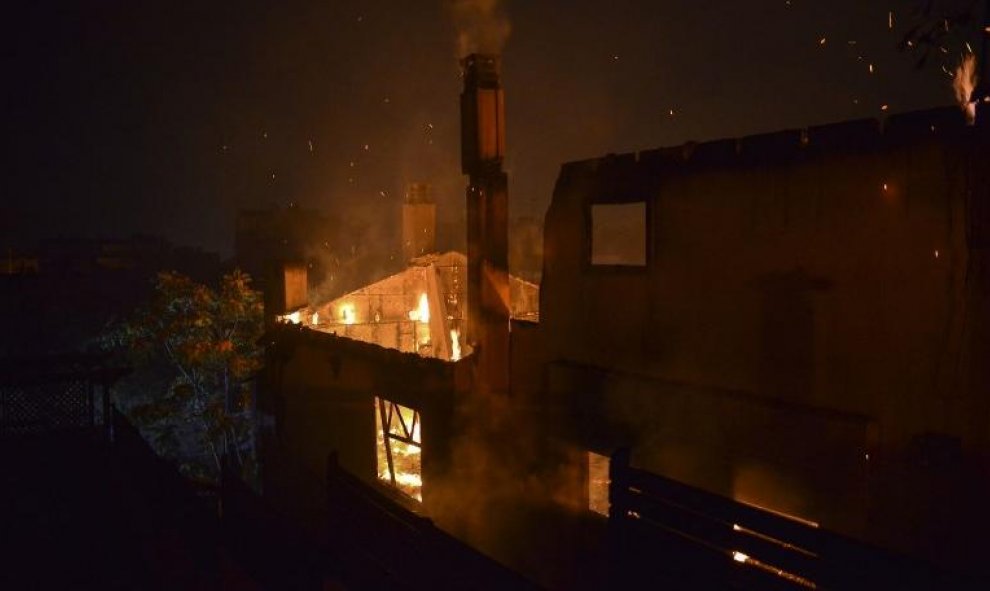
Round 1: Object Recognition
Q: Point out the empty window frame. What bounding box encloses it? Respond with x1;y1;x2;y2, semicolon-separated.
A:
590;202;647;266
588;451;611;516
374;396;423;501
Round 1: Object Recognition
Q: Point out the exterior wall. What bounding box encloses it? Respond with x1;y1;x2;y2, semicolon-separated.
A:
539;107;990;565
260;328;456;537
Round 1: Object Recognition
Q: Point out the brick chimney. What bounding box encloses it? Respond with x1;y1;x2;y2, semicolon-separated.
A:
461;53;510;394
402;182;437;261
264;260;308;328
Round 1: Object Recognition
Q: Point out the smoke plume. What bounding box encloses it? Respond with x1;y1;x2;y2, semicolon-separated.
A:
449;0;511;56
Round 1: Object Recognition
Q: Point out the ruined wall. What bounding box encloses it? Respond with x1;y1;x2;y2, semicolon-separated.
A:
539;107;990;563
261;327;456;536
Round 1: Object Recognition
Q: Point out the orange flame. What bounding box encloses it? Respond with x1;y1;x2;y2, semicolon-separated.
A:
954;53;979;125
450;329;462;361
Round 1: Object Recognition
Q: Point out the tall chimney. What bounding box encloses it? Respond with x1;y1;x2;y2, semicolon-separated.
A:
461;53;510;395
402;182;437;261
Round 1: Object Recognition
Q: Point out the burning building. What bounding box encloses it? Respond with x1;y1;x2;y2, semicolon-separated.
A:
259;54;542;555
257;50;990;587
282;250;538;361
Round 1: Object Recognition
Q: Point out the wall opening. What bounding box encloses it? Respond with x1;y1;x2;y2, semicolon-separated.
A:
375;396;423;501
588;451;611;516
591;202;647;266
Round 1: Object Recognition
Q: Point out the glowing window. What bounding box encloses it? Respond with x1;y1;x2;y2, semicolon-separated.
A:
375;397;422;502
591;202;647;266
588;451;611;516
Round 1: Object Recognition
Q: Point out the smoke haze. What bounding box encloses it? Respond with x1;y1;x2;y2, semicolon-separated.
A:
450;0;512;56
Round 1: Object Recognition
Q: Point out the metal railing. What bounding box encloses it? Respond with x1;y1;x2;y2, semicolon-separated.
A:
0;354;127;439
607;448;956;589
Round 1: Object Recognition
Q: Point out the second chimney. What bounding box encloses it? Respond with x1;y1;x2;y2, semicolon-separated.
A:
402;182;437;261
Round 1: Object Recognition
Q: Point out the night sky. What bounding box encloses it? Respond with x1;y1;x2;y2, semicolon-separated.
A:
5;1;962;256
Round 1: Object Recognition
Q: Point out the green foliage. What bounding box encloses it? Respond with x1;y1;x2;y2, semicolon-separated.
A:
104;269;264;483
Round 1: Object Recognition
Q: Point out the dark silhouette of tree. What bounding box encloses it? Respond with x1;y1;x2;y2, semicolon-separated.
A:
104;269;263;483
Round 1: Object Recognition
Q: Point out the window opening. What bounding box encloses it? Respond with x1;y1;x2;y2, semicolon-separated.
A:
591;202;647;266
375;396;423;501
588;451;611;516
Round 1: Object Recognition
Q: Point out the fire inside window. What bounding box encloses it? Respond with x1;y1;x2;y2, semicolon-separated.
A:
375;397;423;502
591;202;647;266
588;451;610;516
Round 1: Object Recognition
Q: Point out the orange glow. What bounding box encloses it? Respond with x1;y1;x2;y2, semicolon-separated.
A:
417;292;430;323
450;329;462;361
375;397;423;502
407;292;430;323
588;451;611;516
955;53;979;124
737;499;819;528
340;303;356;325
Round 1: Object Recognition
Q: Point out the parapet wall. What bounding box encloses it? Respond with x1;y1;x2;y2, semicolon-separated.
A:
558;106;970;191
539;105;990;561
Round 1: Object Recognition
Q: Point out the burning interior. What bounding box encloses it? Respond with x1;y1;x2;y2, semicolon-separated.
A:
375;396;423;502
277;251;538;362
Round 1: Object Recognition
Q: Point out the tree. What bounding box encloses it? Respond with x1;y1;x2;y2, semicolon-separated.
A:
103;269;264;483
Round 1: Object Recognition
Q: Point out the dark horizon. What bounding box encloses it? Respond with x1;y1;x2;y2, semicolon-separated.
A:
4;1;961;256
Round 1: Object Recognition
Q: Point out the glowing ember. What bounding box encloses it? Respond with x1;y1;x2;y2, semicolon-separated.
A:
280;311;301;324
733;551;749;563
450;328;462;361
340;303;356;325
311;311;319;326
954;53;979;125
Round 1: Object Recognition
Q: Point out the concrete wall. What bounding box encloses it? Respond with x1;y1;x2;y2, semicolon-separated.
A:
539;107;990;564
